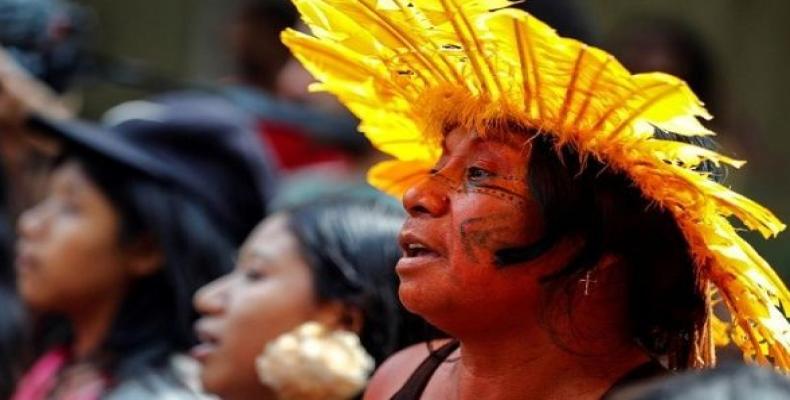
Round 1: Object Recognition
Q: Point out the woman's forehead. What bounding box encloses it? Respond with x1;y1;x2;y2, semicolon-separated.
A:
442;126;533;155
244;215;296;255
52;160;93;192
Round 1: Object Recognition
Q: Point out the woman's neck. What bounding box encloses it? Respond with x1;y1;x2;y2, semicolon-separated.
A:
448;264;648;400
68;296;123;360
224;383;277;400
451;327;649;400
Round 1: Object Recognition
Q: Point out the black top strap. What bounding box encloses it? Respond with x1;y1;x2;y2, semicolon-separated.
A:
391;340;460;400
391;341;664;400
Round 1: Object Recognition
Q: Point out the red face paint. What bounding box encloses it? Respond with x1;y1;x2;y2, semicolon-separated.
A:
397;128;570;336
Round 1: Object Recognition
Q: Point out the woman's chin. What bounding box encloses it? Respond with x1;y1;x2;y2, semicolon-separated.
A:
197;363;228;398
17;288;52;312
397;281;422;313
398;281;454;324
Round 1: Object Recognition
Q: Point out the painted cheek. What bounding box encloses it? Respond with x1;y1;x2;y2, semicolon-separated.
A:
451;193;525;258
464;184;529;208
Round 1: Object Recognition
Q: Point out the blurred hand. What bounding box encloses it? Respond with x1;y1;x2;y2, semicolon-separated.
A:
0;46;66;218
0;46;72;129
0;77;27;130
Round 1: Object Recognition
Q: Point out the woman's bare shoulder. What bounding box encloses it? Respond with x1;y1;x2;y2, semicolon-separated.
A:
363;339;452;400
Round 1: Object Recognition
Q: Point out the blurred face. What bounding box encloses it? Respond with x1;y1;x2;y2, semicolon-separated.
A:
15;160;129;314
193;214;320;400
398;128;575;336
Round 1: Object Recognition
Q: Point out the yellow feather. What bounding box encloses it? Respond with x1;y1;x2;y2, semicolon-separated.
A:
283;0;789;372
368;159;433;197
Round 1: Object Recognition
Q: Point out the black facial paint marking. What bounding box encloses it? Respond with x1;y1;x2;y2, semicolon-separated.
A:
467;187;527;207
494;234;559;268
459;214;515;263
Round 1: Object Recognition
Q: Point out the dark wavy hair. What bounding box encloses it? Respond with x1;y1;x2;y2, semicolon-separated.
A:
37;147;239;381
286;197;440;365
510;129;724;370
0;165;30;398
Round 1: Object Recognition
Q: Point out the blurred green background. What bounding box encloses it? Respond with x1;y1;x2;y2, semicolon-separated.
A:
75;0;790;277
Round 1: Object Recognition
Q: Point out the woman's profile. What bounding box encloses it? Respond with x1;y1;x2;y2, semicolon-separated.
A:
193;198;439;400
281;1;790;399
11;94;275;399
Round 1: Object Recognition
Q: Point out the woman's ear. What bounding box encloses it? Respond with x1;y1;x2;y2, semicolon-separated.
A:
123;235;164;278
314;301;364;334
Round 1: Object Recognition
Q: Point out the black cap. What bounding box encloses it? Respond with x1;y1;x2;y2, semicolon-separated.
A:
28;92;279;245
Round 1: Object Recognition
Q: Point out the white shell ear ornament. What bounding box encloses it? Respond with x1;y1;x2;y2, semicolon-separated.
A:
255;321;375;400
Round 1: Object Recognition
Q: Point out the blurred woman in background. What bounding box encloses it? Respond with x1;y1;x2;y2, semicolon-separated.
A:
11;94;276;399
194;198;440;400
0;0;87;391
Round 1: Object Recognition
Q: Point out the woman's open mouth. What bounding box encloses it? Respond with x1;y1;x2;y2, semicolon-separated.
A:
14;247;39;276
192;322;220;363
397;231;443;275
404;242;439;258
399;232;441;259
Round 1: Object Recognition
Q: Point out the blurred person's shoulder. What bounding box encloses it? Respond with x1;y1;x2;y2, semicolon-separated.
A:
609;363;790;400
105;354;216;399
364;339;455;400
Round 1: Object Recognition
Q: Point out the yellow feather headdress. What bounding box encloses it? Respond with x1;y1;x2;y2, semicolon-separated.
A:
282;0;790;370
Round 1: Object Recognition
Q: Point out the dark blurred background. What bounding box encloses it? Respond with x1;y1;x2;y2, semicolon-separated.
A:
73;0;790;277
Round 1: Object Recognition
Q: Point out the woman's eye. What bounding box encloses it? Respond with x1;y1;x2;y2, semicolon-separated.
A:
467;166;493;181
58;199;80;215
243;268;266;282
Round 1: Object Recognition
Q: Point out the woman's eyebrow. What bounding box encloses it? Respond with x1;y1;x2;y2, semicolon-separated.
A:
470;140;521;161
57;177;84;197
240;249;275;266
479;132;529;148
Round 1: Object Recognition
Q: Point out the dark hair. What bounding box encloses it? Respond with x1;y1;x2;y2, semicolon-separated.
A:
233;0;298;87
0;168;13;286
610;363;790;400
513;0;596;43
0;287;29;400
40;148;237;380
238;0;298;31
519;130;723;370
0;168;29;398
286;197;441;365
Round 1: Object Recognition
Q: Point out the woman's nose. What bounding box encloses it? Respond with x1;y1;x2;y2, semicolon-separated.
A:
402;174;450;218
17;201;48;240
194;275;231;315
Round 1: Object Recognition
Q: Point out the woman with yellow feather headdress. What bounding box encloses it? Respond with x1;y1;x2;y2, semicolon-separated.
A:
281;0;790;398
